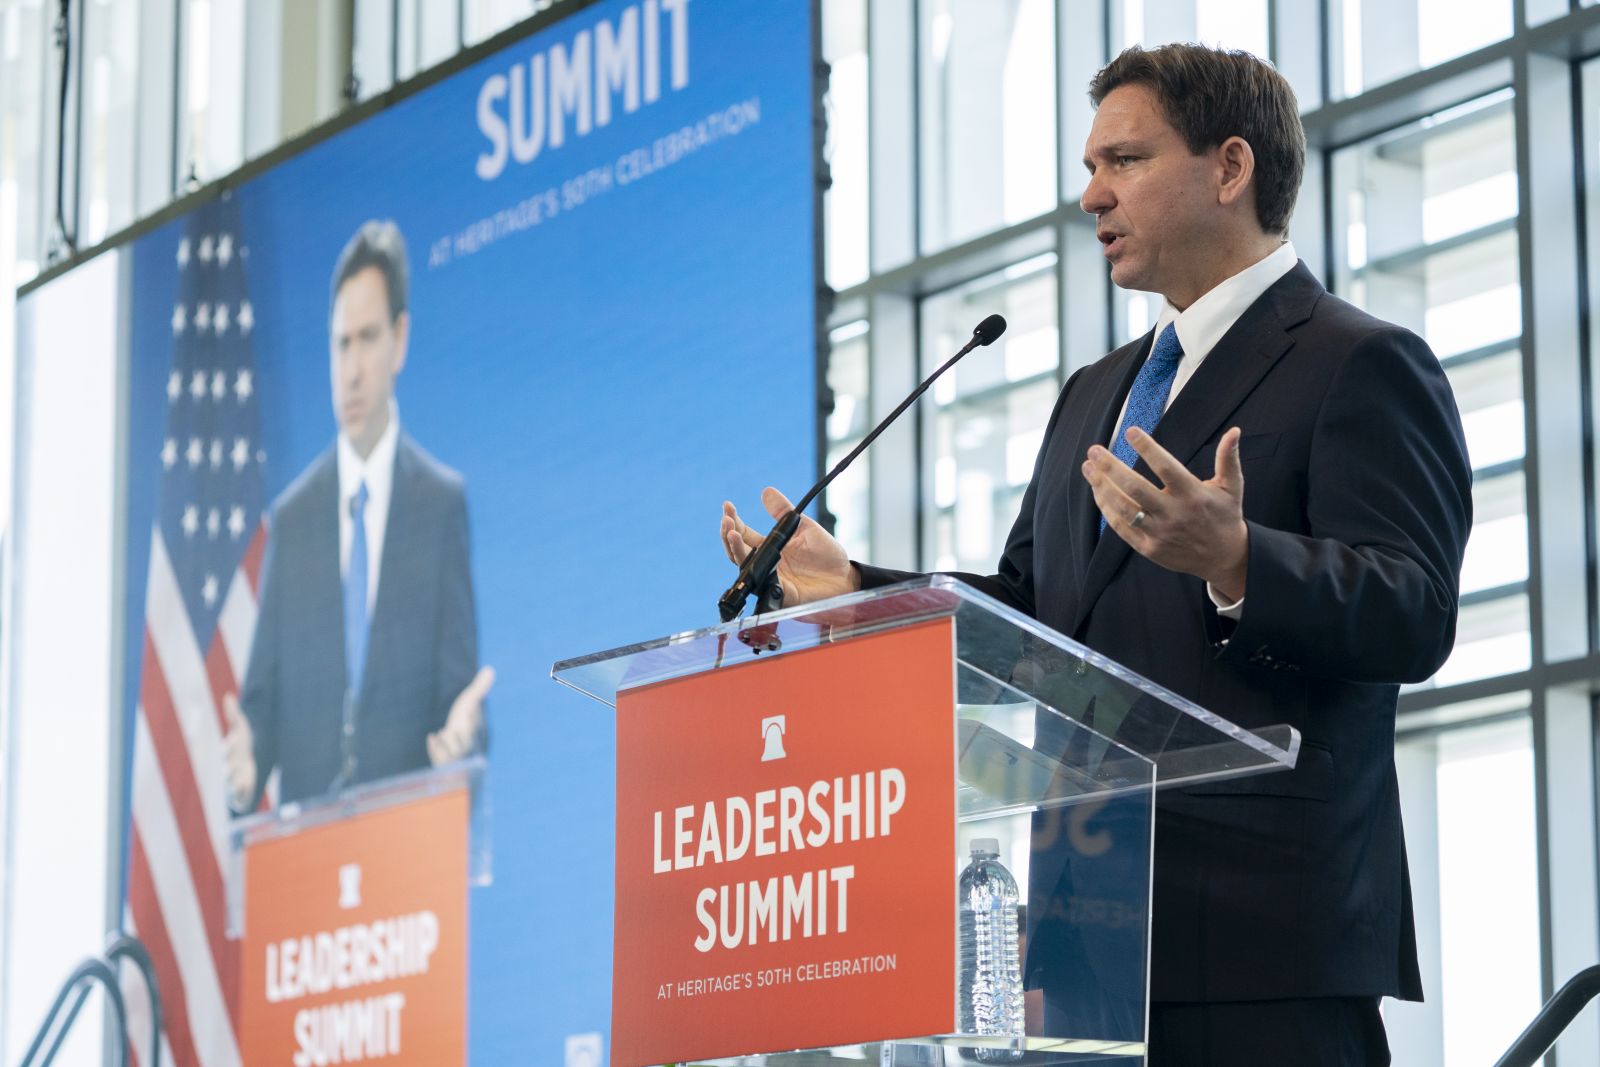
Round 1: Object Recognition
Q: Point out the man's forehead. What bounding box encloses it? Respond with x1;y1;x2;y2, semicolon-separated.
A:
336;265;387;304
332;271;388;320
1085;85;1176;146
1095;82;1162;119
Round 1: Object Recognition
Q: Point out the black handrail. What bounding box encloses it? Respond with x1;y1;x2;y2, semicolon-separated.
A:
18;957;127;1067
105;934;162;1067
15;933;161;1067
1494;964;1600;1067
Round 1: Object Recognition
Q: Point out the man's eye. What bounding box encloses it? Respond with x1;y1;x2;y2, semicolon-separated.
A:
1118;155;1137;165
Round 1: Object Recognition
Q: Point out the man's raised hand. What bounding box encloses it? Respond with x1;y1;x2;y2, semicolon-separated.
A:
223;692;257;812
720;488;861;609
428;665;494;767
1082;425;1250;601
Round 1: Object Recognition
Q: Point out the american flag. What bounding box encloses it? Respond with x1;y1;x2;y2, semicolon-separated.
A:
123;194;264;1067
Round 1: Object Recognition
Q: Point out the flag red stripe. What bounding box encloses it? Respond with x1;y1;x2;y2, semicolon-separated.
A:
127;829;202;1067
204;637;238;740
138;637;233;996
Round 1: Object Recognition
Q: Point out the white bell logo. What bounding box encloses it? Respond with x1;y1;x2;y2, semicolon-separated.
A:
761;715;787;762
338;863;362;910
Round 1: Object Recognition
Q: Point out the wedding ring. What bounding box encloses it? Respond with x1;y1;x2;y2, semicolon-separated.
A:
1130;510;1147;529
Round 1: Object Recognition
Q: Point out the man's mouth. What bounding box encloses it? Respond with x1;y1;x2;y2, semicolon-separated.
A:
1099;231;1124;257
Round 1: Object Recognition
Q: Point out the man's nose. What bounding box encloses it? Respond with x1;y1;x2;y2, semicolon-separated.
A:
1080;172;1111;216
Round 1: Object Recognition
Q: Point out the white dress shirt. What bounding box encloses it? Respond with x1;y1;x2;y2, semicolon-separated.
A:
1109;241;1299;617
336;400;400;616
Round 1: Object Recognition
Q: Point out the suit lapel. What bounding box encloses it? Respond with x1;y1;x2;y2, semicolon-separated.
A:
1067;263;1322;636
1147;263;1319;473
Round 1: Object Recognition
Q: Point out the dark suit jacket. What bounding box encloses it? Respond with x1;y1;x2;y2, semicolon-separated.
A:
861;263;1471;1004
240;432;479;807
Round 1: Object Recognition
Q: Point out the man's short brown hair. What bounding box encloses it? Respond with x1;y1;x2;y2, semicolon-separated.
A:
331;219;409;322
1090;44;1305;236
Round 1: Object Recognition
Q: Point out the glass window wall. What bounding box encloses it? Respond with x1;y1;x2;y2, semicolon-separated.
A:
1332;0;1513;99
2;0;49;282
1331;91;1527;689
412;0;466;77
466;0;544;47
824;0;869;291
80;0;141;245
920;254;1058;573
1391;712;1543;1063
181;0;246;187
825;320;871;561
1112;0;1270;57
918;0;1057;253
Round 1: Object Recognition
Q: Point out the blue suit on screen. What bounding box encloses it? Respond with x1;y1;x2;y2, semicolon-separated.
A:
238;433;479;807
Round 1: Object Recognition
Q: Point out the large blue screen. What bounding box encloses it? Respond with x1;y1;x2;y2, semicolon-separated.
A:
118;1;817;1062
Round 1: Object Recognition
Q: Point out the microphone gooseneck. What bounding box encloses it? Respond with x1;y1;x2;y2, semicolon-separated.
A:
717;314;1007;623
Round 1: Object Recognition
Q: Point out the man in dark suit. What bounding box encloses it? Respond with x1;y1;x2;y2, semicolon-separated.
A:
722;44;1471;1065
223;220;491;810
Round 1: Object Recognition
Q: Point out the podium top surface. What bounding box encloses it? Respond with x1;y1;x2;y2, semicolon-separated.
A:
552;577;1299;792
230;756;485;849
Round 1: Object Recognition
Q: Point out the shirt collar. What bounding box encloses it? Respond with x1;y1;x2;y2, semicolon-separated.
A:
1153;241;1298;362
337;399;401;504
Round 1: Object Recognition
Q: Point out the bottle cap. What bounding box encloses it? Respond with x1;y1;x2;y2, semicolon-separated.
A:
970;837;1000;856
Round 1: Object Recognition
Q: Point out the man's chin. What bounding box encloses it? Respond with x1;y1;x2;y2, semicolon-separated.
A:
1108;261;1148;292
339;424;379;457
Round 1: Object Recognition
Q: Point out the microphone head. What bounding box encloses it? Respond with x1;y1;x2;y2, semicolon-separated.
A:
973;314;1007;346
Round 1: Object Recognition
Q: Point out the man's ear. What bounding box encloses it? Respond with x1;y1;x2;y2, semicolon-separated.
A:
1216;135;1256;209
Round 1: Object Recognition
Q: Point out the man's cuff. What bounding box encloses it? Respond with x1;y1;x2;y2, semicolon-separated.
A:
1207;583;1244;620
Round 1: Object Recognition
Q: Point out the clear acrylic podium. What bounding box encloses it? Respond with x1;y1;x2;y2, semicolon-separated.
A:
553;577;1300;1066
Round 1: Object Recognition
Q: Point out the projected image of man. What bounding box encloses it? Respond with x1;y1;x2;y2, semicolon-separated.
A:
224;220;493;811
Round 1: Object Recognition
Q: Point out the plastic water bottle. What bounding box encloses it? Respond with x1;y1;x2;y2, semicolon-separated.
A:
958;837;1025;1052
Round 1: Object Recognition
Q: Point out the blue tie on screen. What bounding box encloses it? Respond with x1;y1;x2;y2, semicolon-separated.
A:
1101;323;1184;533
345;481;370;695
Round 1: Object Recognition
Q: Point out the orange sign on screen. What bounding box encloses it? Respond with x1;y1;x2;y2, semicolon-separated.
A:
239;788;469;1066
613;618;958;1066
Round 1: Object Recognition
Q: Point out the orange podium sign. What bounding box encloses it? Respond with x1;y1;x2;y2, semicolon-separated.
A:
238;787;469;1066
612;618;958;1066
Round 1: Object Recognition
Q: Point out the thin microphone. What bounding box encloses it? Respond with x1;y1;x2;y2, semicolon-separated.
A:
718;313;1007;622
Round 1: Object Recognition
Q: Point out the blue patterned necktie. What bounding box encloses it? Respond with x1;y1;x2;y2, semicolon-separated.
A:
344;481;370;696
1101;323;1184;532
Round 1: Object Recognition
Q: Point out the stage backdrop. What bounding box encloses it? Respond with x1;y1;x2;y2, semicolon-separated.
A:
114;1;818;1063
